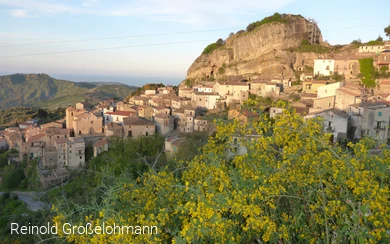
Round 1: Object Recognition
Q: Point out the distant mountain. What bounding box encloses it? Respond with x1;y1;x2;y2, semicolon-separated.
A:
0;73;138;109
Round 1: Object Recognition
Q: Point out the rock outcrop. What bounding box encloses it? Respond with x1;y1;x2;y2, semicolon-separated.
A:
186;15;324;82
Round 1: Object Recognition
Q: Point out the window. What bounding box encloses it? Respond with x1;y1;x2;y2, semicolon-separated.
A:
378;112;382;116
80;156;82;159
146;132;149;136
328;103;331;107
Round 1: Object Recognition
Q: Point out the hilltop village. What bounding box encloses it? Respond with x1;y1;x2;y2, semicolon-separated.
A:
1;40;390;188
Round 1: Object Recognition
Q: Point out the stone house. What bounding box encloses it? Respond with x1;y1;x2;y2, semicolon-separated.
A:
154;113;174;136
44;127;71;146
43;137;85;169
138;105;154;121
270;107;284;118
377;80;390;93
131;96;150;106
312;96;336;111
164;137;184;154
305;108;349;143
76;102;92;110
314;59;335;76
317;82;343;98
213;81;249;105
228;109;259;123
193;117;209;132
104;111;136;125
116;101;137;112
302;80;328;94
123;116;155;138
334;58;360;79
250;79;268;95
153;107;171;116
93;138;109;157
335;87;362;112
104;122;124;138
178;87;193;98
150;98;166;107
358;45;385;54
171;97;191;109
191;91;221;109
377;50;390;69
348;102;390;144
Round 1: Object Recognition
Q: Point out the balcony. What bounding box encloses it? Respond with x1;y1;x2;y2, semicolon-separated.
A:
326;126;335;132
374;126;386;131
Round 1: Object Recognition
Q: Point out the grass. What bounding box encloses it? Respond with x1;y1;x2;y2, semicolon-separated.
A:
0;74;137;110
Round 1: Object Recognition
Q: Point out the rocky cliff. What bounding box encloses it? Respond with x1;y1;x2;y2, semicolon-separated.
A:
186;14;326;82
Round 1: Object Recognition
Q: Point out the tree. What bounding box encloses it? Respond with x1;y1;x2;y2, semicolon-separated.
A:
216;38;225;46
359;58;376;88
53;109;390;243
3;167;25;189
385;25;390;39
351;39;362;45
376;35;383;42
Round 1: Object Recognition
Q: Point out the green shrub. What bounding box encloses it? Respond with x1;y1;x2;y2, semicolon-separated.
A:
246;12;287;32
359;58;376;88
3;167;25;189
202;43;221;55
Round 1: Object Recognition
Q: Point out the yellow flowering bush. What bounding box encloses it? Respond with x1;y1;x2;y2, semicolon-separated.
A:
53;108;390;243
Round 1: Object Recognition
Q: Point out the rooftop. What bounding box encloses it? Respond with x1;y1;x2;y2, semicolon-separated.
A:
54;138;70;145
105;111;135;116
93;138;109;147
217;81;249;86
123;116;155;126
71;137;85;144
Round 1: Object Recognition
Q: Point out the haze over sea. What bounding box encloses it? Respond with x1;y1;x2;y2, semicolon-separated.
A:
0;72;182;87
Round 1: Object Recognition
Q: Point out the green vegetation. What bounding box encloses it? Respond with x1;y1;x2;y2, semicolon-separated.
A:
290;43;331;54
0;106;65;128
365;40;384;46
385;25;390;39
351;39;362;45
358;58;376;88
129;83;165;98
3;167;25;189
202;39;225;55
0;73;137;109
51;107;390;243
0;194;51;243
217;63;227;75
246;12;287;32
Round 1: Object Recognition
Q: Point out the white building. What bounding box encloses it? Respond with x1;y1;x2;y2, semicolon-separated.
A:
358;45;385;54
348;102;390;144
317;82;344;98
270;107;284;118
314;59;335;76
305;108;349;143
104;111;136;125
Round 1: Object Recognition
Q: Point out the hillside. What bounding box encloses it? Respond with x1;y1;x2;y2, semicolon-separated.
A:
0;74;137;109
185;13;358;84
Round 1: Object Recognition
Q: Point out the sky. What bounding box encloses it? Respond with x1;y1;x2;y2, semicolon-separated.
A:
0;0;389;86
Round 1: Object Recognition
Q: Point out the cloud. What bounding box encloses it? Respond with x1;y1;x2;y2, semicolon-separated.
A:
10;9;29;18
0;0;295;24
